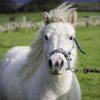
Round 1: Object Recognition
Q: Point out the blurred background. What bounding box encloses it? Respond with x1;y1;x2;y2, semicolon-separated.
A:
0;0;100;100
0;0;100;13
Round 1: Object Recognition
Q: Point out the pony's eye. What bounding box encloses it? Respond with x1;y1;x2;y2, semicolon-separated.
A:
69;36;73;40
45;35;48;40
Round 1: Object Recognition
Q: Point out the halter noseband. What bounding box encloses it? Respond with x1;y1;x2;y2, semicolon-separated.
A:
49;37;86;70
50;48;72;61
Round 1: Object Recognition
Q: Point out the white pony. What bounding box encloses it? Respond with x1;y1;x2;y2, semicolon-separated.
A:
0;3;82;100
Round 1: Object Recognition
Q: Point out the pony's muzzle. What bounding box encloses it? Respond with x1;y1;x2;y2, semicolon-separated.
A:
49;59;64;69
48;53;66;75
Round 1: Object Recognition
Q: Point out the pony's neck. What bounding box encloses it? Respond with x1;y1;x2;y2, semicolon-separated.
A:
25;54;73;100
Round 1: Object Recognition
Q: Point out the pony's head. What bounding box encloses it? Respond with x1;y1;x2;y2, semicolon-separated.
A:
21;3;85;79
42;3;77;75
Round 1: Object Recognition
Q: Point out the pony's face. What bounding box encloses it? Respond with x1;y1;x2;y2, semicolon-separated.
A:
42;4;78;75
44;22;76;75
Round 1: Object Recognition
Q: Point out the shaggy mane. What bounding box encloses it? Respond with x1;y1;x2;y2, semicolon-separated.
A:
20;25;45;80
20;3;76;80
45;3;76;23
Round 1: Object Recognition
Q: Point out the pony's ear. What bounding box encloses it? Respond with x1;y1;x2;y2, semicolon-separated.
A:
43;12;51;24
67;11;77;26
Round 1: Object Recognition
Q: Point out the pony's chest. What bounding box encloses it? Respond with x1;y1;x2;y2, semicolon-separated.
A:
24;78;71;100
24;69;73;100
41;89;68;100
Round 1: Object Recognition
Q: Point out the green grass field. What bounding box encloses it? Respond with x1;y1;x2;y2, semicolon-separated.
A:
76;26;100;100
0;12;100;100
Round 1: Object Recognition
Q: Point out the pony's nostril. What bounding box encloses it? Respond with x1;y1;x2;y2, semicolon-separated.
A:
60;60;64;68
49;59;52;68
55;61;59;68
54;60;64;68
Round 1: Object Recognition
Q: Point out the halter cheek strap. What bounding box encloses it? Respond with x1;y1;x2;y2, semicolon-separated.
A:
66;59;71;70
66;37;86;70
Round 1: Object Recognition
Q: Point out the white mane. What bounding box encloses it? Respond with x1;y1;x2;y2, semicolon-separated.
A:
20;26;45;80
20;3;77;80
43;3;76;24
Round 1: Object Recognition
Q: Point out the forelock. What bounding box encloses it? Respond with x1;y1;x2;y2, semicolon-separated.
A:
48;3;76;23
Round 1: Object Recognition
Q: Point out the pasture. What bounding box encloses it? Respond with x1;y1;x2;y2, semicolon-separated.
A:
0;12;100;100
